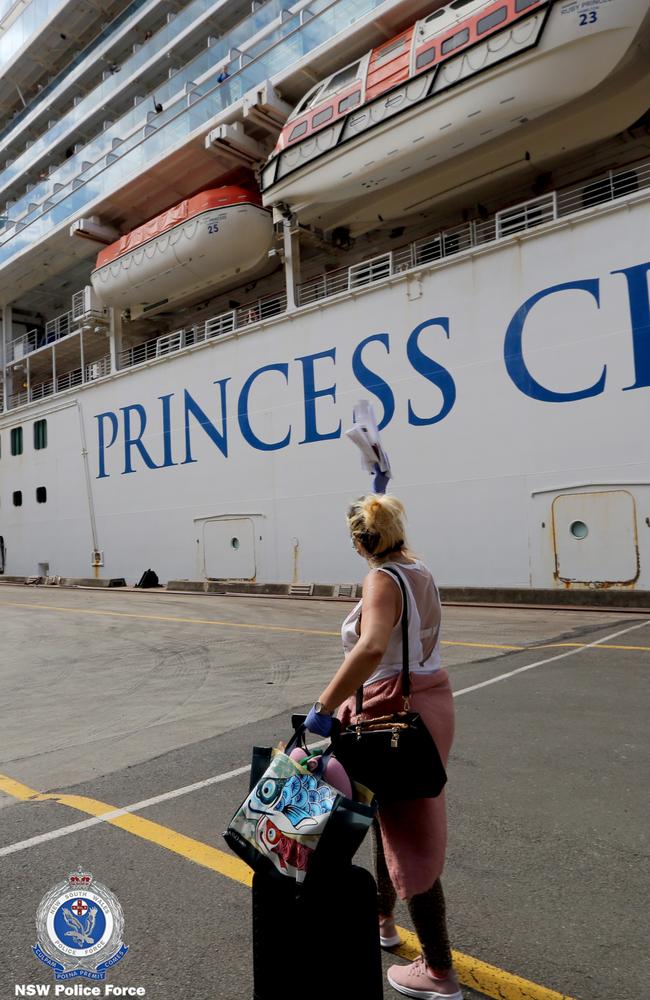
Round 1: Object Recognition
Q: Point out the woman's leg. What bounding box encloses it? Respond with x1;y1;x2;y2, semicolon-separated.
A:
407;878;453;974
371;818;397;916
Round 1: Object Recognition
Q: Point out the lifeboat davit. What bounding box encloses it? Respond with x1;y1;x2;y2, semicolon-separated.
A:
91;187;273;313
261;0;650;226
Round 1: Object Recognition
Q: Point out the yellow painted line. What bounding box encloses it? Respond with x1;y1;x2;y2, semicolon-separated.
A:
0;773;252;886
395;928;573;1000
0;599;647;653
443;640;525;651
0;600;340;638
1;773;574;1000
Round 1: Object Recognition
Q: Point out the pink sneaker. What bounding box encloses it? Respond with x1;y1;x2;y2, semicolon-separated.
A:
379;913;401;949
387;957;463;999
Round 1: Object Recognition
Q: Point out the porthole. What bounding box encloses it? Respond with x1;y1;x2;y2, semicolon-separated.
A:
569;520;588;540
231;537;240;549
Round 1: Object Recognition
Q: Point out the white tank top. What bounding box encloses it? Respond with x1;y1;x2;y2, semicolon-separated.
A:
341;559;442;687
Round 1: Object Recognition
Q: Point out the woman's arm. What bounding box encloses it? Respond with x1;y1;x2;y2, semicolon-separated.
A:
317;569;401;712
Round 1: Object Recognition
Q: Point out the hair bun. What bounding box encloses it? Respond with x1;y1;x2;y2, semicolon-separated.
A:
362;495;391;531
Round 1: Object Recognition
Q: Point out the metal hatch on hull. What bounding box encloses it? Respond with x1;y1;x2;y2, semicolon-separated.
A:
260;0;650;232
91;186;274;317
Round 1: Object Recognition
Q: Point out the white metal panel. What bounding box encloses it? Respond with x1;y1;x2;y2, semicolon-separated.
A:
203;518;256;579
552;491;639;585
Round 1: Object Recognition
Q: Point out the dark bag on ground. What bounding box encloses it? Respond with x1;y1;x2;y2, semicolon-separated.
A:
135;568;159;588
252;863;383;1000
334;566;447;803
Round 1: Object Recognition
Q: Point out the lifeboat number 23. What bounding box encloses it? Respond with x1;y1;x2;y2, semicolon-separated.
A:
578;10;598;25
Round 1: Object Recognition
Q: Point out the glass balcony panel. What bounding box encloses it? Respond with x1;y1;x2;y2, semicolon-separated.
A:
0;0;392;267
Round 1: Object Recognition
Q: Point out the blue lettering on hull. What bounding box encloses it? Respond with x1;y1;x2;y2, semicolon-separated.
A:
94;263;650;478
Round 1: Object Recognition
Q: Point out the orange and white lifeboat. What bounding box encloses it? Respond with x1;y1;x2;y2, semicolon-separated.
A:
91;187;273;312
261;0;650;223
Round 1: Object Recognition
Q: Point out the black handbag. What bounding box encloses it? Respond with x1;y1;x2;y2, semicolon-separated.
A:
334;566;447;803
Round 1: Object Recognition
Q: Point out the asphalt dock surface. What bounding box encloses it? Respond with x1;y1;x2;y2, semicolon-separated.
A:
0;585;647;1000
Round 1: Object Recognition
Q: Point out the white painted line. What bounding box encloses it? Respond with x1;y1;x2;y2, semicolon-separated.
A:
1;620;647;858
0;763;251;858
453;618;650;699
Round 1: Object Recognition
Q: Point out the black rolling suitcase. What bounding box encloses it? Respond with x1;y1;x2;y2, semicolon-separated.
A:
252;863;383;1000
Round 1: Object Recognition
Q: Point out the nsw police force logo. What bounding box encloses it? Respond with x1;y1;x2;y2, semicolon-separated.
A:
33;869;128;981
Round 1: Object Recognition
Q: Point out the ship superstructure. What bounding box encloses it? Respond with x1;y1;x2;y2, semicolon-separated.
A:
0;0;649;590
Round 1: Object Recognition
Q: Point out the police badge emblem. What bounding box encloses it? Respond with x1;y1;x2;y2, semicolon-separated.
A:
33;869;128;981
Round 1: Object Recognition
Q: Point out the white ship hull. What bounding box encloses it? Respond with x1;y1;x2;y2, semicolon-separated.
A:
2;195;649;591
263;0;650;225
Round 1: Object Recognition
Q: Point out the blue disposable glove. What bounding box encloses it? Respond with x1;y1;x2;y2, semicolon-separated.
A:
372;463;390;494
304;705;333;737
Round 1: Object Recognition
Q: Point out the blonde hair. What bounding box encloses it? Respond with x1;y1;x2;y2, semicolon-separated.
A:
347;494;408;565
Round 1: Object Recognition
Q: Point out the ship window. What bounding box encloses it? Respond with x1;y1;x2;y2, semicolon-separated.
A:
441;28;470;54
425;9;445;22
11;427;23;456
288;121;308;142
322;62;360;98
13;490;22;507
450;0;475;7
477;7;508;34
36;486;47;504
312;105;334;128
416;46;436;69
515;0;539;10
34;418;47;450
338;90;361;113
374;38;407;68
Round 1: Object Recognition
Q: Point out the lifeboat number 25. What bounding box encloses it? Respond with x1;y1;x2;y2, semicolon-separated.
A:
578;10;598;25
207;222;220;234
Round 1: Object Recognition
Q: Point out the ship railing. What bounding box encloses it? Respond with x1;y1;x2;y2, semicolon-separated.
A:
7;328;38;362
29;379;55;402
6;354;112;409
495;193;557;238
118;293;286;371
85;356;111;381
204;311;237;339
557;163;647;216
44;309;74;344
55;368;84;394
235;291;288;327
9;389;29;408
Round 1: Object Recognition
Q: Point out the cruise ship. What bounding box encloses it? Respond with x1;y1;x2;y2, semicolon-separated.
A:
0;0;649;592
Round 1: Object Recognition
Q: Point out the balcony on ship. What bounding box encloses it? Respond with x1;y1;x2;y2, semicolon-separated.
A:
0;0;131;128
0;0;438;307
0;0;256;215
1;285;111;411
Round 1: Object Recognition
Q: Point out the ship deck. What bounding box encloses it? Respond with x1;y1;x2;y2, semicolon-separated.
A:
0;586;647;1000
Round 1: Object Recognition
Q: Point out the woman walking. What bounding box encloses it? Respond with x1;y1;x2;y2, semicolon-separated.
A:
304;494;462;1000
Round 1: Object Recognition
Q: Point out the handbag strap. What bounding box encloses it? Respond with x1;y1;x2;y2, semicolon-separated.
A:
355;565;410;715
